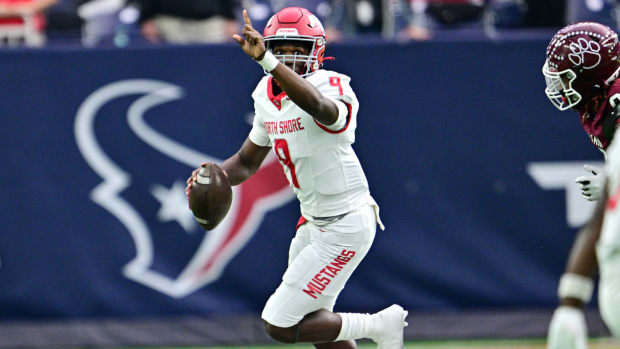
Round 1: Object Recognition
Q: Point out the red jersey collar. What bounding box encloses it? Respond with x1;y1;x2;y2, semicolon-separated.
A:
267;76;287;111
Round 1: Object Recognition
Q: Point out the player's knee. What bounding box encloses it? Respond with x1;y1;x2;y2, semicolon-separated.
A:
263;320;298;343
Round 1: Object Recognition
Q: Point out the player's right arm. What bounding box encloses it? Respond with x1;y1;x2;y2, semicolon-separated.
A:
220;138;271;186
185;138;270;196
547;186;606;349
185;106;271;194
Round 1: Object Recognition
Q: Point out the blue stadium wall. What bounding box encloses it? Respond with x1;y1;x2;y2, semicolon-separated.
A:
0;38;604;321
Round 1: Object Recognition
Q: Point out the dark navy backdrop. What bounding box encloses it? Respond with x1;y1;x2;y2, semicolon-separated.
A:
0;39;603;320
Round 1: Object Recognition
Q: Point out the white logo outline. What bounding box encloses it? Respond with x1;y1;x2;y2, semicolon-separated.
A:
568;38;602;69
75;79;294;298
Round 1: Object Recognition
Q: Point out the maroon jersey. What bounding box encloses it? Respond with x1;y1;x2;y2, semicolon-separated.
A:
579;80;620;150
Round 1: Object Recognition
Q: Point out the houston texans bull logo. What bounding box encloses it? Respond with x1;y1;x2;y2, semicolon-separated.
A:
75;79;294;298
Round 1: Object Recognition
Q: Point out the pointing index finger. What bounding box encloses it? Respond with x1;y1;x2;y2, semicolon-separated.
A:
243;9;252;27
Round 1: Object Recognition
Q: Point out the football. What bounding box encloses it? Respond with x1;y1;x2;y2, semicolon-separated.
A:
189;162;233;231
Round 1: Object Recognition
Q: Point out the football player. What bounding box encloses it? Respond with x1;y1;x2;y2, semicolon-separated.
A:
186;7;407;349
544;22;620;200
542;22;620;349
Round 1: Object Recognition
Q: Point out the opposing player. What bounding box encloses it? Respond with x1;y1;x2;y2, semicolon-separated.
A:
186;7;407;349
544;22;620;201
542;22;620;348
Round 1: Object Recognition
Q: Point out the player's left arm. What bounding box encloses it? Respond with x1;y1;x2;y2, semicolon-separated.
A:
269;63;339;126
547;184;606;349
560;185;605;307
232;9;339;126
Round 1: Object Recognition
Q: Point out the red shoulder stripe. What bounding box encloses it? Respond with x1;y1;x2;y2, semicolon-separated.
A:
267;76;287;111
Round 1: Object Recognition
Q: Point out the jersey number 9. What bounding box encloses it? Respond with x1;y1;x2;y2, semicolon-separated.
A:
274;139;300;189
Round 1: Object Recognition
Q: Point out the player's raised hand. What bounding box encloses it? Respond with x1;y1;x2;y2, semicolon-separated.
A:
232;10;266;60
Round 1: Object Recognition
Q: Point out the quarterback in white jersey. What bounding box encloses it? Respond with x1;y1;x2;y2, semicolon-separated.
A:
249;69;374;219
186;7;407;349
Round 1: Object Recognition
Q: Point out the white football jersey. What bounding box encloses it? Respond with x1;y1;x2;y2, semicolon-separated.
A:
248;69;373;219
599;138;620;269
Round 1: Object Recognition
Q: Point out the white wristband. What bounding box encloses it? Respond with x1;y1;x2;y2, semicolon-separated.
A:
255;51;279;72
558;273;594;303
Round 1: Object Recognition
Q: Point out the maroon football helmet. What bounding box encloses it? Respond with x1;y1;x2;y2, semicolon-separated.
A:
543;22;620;111
263;7;326;76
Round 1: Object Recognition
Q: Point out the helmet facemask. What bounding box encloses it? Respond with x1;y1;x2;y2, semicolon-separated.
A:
543;61;582;111
264;37;322;77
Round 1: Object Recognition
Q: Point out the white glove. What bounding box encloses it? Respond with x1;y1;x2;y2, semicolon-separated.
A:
547;306;589;349
575;165;605;201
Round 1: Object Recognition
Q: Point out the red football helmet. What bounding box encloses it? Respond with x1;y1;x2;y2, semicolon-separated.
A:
543;22;620;111
263;7;327;77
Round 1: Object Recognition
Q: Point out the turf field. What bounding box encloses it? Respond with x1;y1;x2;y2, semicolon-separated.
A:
124;338;619;349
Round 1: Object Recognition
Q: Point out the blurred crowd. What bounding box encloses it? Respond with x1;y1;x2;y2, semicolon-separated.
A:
0;0;619;47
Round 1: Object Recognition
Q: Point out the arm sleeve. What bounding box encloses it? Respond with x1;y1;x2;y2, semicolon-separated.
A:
319;100;349;130
248;112;271;147
315;73;357;131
